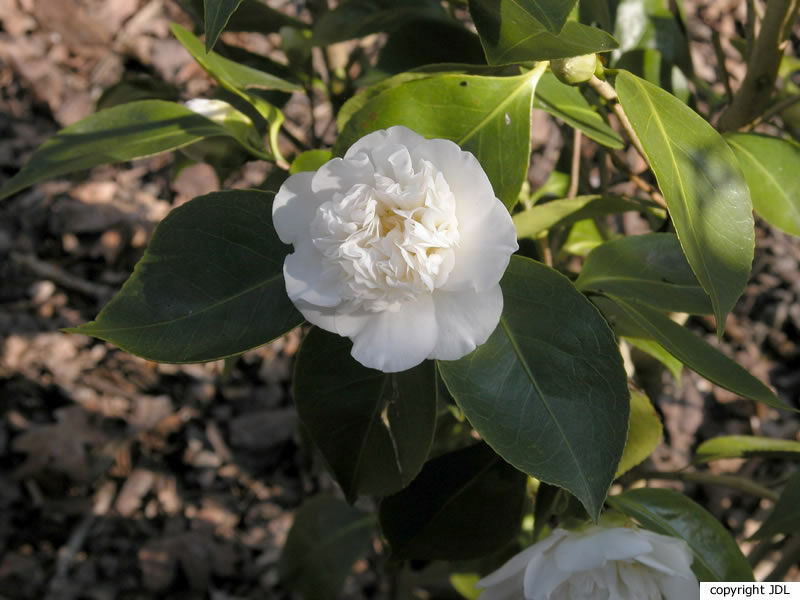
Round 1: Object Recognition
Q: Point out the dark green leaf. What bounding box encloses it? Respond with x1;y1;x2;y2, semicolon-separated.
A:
312;0;447;45
0;100;249;201
616;71;754;336
616;389;662;477
379;443;526;559
438;256;630;519
280;496;374;600
204;0;244;51
469;0;618;65
513;195;660;239
695;435;800;463
752;469;800;539
534;72;625;148
609;488;754;581
69;190;302;363
179;0;305;35
294;328;437;500
361;19;485;85
600;296;790;410
514;0;578;33
336;68;543;209
96;75;180;110
726;133;800;237
575;233;712;314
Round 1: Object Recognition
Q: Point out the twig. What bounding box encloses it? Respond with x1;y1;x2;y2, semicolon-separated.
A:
718;0;800;130
608;152;667;209
568;129;582;198
745;94;800;130
636;470;780;502
712;31;734;101
766;535;800;581
588;75;649;164
47;513;96;596
10;251;114;301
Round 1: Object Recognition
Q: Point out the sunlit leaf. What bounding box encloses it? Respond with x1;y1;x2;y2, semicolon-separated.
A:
616;71;754;336
726;133;800;237
336;68;543;209
69;190;302;363
534;72;624;148
0;100;256;201
695;435;800;463
616;389;662;477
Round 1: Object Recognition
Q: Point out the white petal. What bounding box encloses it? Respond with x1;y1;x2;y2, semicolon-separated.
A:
283;241;344;307
477;543;546;590
312;154;374;200
350;296;437;372
553;528;650;572
655;572;700;600
295;303;371;338
344;125;428;161
635;532;695;576
428;285;502;360
272;171;319;245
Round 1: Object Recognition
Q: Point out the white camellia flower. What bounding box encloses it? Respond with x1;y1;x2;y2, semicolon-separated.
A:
477;526;699;600
272;126;518;372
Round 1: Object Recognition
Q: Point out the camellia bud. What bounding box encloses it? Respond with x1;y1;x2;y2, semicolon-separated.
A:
550;54;599;85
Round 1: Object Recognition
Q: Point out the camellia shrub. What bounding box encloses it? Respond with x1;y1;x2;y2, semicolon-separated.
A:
3;0;800;597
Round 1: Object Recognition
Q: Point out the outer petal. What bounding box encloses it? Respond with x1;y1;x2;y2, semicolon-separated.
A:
344;125;429;162
350;295;437;372
283;241;344;307
412;139;517;292
312;153;374;200
428;285;503;360
553;529;650;572
272;171;319;245
295;302;371;339
655;573;700;600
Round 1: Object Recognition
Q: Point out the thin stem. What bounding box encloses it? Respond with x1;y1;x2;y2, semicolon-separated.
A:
636;470;780;502
766;536;800;581
568;128;582;198
588;75;649;164
712;30;734;101
608;152;667;209
718;0;800;130
745;93;800;130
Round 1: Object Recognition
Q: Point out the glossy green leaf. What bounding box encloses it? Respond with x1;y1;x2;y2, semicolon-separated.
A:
616;389;662;477
289;149;333;174
516;0;578;33
616;71;754;336
294;328;437;500
615;48;691;104
611;0;693;75
534;72;624;148
514;195;659;239
179;0;304;35
602;296;789;410
280;496;374;600
438;256;630;519
204;0;244;51
336;68;543;209
172;24;300;93
313;0;447;45
726;133;800;237
561;218;605;256
469;0;618;64
752;469;800;539
576;233;712;314
625;336;683;382
379;443;526;559
69;190;302;363
695;435;800;463
0;100;251;201
609;488;754;581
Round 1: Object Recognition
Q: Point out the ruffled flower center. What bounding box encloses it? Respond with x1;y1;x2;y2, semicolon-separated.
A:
310;147;460;312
